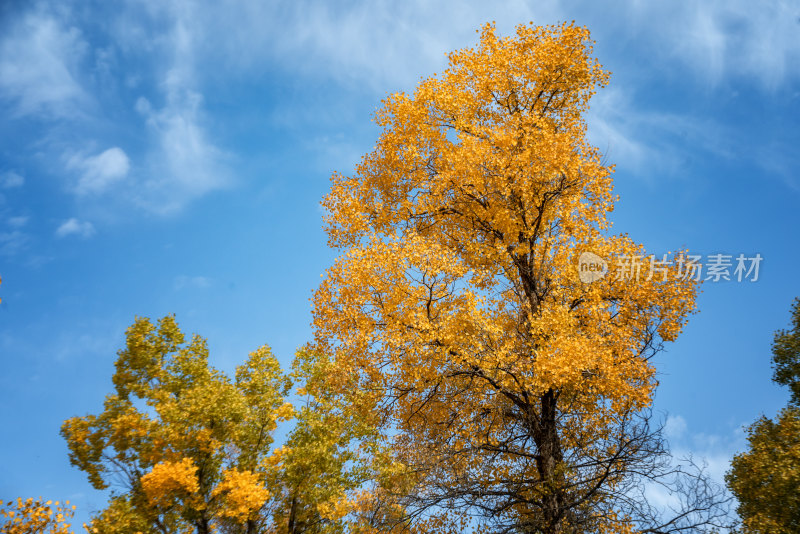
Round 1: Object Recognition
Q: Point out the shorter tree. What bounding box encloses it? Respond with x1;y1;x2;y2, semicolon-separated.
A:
771;297;800;405
264;347;382;533
726;298;800;533
61;315;375;534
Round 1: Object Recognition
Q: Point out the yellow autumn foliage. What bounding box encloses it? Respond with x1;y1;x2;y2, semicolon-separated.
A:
0;497;75;534
316;494;353;521
140;458;200;509
727;406;800;533
61;317;377;533
211;469;270;521
313;21;699;533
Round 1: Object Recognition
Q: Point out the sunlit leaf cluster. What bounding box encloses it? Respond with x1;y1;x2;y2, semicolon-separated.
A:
0;497;76;534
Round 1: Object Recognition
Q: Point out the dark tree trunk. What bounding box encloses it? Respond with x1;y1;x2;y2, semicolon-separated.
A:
535;388;566;534
288;495;298;534
195;517;211;534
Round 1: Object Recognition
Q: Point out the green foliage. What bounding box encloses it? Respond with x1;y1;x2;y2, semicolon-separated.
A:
61;316;374;534
772;297;800;405
726;407;800;533
727;298;800;533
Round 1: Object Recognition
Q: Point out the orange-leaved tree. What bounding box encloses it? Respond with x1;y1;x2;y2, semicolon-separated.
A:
313;22;728;534
61;316;374;534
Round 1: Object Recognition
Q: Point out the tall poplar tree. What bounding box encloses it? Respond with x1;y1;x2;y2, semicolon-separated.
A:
313;22;727;534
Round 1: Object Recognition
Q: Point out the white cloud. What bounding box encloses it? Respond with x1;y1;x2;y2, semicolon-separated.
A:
663;415;748;496
1;0;793;220
136;90;229;213
106;2;233;214
127;0;791;191
55;218;95;238
187;0;563;92
0;3;228;214
664;414;688;441
158;0;799;96
67;147;130;195
0;9;89;118
174;275;212;290
587;89;660;175
637;414;744;527
0;171;25;188
7;216;29;228
617;0;800;89
587;86;738;179
52;327;123;362
755;140;800;192
0;230;28;256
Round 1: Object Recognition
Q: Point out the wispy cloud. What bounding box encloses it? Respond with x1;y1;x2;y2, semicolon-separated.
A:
0;230;29;256
189;0;562;92
174;275;212;290
0;171;25;189
618;0;800;90
7;216;29;228
165;0;795;190
112;1;232;214
587;88;730;179
167;0;799;95
0;8;89;118
754;139;800;192
55;218;95;238
67;147;130;195
2;1;231;215
638;413;742;525
587;89;661;175
135;91;229;213
664;414;689;441
0;210;30;256
665;414;747;492
1;0;796;221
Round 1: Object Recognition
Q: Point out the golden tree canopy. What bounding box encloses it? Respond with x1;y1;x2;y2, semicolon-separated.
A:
313;22;700;533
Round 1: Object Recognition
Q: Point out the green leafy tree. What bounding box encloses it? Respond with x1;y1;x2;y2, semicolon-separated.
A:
263;348;382;533
726;298;800;533
771;298;800;404
61;316;373;534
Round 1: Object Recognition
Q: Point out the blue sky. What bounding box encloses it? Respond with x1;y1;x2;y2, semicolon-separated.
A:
0;0;798;526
